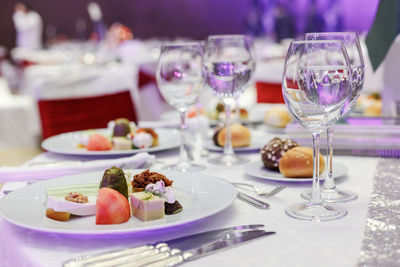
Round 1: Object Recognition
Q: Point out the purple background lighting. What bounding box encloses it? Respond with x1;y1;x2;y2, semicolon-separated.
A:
0;0;379;51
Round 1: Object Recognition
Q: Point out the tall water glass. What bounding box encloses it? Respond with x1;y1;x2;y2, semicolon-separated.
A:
282;40;352;221
301;32;365;202
156;42;206;172
203;35;255;166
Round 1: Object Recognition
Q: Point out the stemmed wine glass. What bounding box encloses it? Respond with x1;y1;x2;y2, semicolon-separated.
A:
301;32;365;202
203;34;255;166
282;40;353;221
156;42;206;172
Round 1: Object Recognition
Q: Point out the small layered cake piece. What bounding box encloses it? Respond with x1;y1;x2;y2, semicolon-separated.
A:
130;192;165;221
112;137;132;150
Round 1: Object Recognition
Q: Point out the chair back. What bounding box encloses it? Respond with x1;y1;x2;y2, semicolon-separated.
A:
255;81;285;103
38;90;137;139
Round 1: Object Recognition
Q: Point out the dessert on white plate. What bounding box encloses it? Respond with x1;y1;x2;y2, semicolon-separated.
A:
130;191;165;221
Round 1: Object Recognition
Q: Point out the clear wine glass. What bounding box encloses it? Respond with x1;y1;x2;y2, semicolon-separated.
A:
301;32;365;202
203;34;255;166
156;42;206;172
282;40;352;221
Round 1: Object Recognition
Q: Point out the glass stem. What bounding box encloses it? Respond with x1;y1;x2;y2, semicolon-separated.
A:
178;110;190;165
223;102;234;156
310;131;322;205
233;96;240;123
323;126;336;190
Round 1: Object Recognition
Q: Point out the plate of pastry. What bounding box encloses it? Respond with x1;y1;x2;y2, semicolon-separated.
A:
245;137;348;182
207;103;264;126
42;119;180;156
0;168;237;235
244;161;348;182
203;124;276;152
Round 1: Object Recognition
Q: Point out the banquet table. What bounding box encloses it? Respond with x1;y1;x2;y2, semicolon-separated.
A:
0;133;385;267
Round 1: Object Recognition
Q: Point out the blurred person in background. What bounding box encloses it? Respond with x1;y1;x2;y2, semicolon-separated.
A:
87;2;107;42
13;1;43;50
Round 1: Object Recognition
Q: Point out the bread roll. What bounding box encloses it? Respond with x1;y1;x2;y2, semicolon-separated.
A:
264;109;291;128
212;126;222;146
279;147;325;178
217;123;251;147
364;100;381;116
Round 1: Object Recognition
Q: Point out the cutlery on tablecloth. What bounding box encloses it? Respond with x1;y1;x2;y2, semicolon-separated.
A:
236;192;270;209
64;224;274;267
233;183;286;198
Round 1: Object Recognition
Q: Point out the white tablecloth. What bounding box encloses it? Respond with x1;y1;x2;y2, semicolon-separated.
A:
0;144;377;266
0;78;40;148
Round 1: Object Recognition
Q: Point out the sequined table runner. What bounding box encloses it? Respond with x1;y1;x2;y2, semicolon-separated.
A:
358;158;400;266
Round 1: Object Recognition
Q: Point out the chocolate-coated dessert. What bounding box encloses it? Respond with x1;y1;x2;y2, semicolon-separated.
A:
164;200;183;215
261;137;298;171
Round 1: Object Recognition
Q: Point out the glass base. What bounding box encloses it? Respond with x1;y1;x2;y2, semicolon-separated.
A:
301;188;358;203
285;202;347;222
208;154;249;166
162;162;206;172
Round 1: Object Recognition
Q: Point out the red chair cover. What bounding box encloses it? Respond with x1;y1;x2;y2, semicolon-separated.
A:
138;67;165;102
138;69;157;88
255;81;285;103
38;90;137;139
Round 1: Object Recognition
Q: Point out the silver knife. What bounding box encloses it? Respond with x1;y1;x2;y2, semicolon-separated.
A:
63;224;264;267
237;192;270;209
119;230;276;267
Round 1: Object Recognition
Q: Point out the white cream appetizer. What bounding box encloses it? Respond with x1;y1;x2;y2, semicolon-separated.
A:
130;191;165;221
130;132;153;149
46;184;98;217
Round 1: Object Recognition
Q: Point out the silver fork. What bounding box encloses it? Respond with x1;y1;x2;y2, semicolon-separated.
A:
232;183;286;198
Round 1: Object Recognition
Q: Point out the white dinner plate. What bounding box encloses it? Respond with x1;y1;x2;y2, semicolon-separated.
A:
263;125;287;135
161;110;264;126
0;170;236;235
244;161;348;182
41;128;180;156
204;131;277;152
209;117;263;127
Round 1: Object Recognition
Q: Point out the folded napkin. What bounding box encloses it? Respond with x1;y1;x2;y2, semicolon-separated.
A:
0;152;155;183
